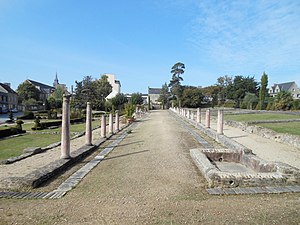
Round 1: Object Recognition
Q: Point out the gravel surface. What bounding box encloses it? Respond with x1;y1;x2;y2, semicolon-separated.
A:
0;110;299;224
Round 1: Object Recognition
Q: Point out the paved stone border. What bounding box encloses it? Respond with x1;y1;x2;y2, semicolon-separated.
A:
170;111;213;148
207;185;300;195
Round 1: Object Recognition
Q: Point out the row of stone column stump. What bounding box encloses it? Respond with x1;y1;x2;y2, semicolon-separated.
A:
175;107;224;135
60;95;120;159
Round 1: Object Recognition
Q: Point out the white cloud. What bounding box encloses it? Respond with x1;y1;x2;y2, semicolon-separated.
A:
188;0;300;78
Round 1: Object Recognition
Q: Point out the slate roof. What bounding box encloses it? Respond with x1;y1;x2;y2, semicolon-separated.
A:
0;83;17;94
273;81;295;91
148;87;162;95
27;79;54;89
27;79;55;93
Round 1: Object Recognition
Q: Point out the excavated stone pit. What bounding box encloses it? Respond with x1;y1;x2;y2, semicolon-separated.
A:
191;148;300;188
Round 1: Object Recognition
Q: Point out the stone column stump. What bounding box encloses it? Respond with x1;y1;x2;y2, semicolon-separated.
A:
217;110;224;135
101;115;106;138
205;109;210;128
191;111;194;121
85;102;92;146
61;94;71;159
115;111;120;132
109;113;113;134
197;108;201;124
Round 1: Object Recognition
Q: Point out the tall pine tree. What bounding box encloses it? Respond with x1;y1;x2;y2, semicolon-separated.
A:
257;72;268;110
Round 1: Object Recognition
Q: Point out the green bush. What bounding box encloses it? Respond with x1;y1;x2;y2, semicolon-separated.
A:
32;116;43;130
223;101;236;108
16;119;24;130
124;103;135;119
292;99;300;110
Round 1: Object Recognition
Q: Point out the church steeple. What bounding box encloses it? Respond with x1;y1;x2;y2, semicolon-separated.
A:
53;72;59;87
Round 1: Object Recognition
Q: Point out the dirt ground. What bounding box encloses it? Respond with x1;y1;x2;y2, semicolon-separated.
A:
0;110;299;225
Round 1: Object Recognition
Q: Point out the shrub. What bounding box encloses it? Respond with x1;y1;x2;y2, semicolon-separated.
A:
124;103;135;119
223;100;236;108
32;116;43;130
16;119;24;130
292;99;300;110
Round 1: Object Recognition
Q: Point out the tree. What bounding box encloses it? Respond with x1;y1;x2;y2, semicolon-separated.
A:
274;91;293;110
92;75;112;110
16;81;40;103
226;76;258;108
216;75;232;104
181;87;204;108
111;93;128;111
130;92;144;105
257;72;268;110
201;85;220;107
48;86;65;109
158;83;170;109
169;62;185;107
73;75;112;110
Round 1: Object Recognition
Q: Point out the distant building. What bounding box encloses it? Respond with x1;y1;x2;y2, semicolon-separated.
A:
148;87;162;109
0;83;18;113
53;72;67;91
104;74;121;100
269;81;300;99
26;73;68;102
26;79;56;102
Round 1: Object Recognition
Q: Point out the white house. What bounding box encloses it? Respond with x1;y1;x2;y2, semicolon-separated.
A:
269;81;300;99
104;74;121;100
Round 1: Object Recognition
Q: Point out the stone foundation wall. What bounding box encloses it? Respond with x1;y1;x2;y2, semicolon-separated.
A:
190;148;300;188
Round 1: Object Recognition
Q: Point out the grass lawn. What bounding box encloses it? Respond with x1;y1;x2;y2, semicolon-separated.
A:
225;113;300;122
0;134;61;160
258;122;300;136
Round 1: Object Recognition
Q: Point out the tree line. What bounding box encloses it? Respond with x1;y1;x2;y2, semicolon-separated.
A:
159;62;300;111
16;75;144;113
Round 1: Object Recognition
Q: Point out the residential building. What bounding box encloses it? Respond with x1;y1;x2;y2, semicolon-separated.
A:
269;81;300;99
104;74;121;100
0;83;18;113
27;79;56;102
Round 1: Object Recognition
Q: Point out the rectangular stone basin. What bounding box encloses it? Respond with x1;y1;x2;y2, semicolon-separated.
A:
190;148;300;188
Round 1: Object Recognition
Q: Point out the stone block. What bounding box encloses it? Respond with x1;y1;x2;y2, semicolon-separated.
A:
23;147;42;154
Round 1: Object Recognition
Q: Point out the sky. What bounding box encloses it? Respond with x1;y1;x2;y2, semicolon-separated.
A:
0;0;300;94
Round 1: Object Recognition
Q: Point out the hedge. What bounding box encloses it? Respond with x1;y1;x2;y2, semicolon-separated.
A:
0;127;26;138
31;118;84;130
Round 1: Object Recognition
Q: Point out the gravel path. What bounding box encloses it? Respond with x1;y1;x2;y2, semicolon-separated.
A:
0;110;299;224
